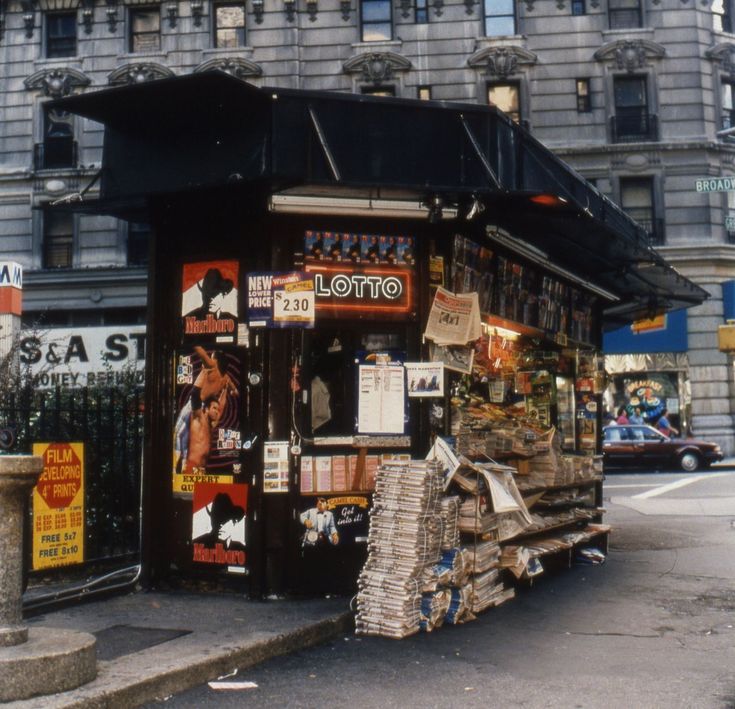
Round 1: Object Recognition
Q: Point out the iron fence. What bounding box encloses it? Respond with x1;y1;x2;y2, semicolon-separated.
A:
0;386;144;571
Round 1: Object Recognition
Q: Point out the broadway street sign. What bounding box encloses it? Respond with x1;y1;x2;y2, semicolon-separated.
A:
695;177;735;193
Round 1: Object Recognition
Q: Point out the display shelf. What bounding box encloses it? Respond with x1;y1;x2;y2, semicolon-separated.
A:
515;477;602;495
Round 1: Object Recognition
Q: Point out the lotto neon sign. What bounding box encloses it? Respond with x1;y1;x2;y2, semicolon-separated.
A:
304;263;414;316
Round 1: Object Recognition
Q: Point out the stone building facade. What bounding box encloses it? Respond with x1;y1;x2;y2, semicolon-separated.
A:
1;0;734;450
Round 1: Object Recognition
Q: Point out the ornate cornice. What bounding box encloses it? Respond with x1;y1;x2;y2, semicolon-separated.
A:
594;39;666;72
467;46;538;78
194;57;263;79
24;68;91;98
107;63;175;85
706;42;735;74
342;51;411;84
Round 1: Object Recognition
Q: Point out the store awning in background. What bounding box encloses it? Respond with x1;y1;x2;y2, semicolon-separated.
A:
53;71;707;329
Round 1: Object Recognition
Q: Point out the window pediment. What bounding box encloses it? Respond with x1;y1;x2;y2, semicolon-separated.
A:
24;67;91;98
194;57;263;79
467;46;537;78
594;39;665;72
108;63;174;85
342;52;412;85
707;43;735;74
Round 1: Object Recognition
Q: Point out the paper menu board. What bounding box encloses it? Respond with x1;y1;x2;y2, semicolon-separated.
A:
357;365;405;434
315;456;333;492
300;456;314;494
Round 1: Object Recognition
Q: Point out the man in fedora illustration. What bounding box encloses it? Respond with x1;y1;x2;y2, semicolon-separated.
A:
186;267;236;320
193;492;246;550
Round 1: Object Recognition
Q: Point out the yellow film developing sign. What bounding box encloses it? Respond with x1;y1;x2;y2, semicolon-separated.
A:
32;442;84;570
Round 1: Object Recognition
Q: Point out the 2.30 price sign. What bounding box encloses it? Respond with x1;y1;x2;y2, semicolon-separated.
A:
273;279;315;325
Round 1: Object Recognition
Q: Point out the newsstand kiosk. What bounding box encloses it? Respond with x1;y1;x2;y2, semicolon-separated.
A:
55;72;707;599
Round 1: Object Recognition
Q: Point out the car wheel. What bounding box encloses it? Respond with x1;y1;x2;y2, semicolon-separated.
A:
679;451;700;473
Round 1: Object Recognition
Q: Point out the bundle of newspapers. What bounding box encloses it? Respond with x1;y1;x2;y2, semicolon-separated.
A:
355;460;444;639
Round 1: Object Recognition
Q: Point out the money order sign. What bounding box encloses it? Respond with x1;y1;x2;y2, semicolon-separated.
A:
31;442;85;570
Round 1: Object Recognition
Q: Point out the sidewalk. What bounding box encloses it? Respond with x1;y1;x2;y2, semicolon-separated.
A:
9;590;352;708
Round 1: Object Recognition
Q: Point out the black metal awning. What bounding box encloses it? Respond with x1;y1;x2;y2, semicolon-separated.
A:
53;71;707;327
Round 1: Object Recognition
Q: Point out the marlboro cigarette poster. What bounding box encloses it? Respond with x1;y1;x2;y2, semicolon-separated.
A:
192;482;248;573
172;346;242;496
181;260;239;342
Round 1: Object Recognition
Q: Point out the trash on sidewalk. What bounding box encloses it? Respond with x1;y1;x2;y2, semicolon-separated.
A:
207;680;258;690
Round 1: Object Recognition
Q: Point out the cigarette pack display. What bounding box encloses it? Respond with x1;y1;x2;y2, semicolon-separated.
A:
331;455;347;491
300;456;314;494
315;456;332;492
364;455;379;491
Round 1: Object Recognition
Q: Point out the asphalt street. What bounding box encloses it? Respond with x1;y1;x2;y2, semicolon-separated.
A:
147;469;735;709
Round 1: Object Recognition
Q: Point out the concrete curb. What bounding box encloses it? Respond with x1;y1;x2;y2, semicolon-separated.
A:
8;610;355;709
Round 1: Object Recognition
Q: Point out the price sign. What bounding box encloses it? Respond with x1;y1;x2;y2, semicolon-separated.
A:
273;279;315;325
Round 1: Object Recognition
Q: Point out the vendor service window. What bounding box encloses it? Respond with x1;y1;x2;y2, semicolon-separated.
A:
306;329;406;437
360;0;392;41
213;2;245;47
129;7;161;53
45;12;77;58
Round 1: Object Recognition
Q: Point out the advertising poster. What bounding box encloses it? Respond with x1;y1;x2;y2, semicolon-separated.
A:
263;441;290;494
181;260;239;342
405;362;444;397
247;272;315;328
172;347;241;495
31;442;84;570
192;482;248;573
298;495;370;548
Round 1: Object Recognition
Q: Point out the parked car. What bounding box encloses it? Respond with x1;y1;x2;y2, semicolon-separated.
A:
603;425;723;472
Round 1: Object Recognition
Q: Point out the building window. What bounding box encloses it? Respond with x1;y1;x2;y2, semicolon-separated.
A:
214;2;245;47
576;78;591;112
361;85;395;96
608;0;641;29
713;0;733;32
127;222;150;266
722;80;735;132
46;12;77;58
571;0;585;14
360;0;392;41
43;211;74;269
129;7;161;53
488;82;520;123
415;0;428;22
612;76;656;142
36;105;76;170
620;177;663;245
418;85;432;100
484;0;515;36
727;191;735;243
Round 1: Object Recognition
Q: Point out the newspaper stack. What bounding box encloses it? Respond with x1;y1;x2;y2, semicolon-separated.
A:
458;496;498;534
440;495;461;550
468;568;511;613
464;539;501;574
355;460;444;639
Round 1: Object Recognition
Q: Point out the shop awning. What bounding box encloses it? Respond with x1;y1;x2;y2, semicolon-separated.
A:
52;71;707;328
